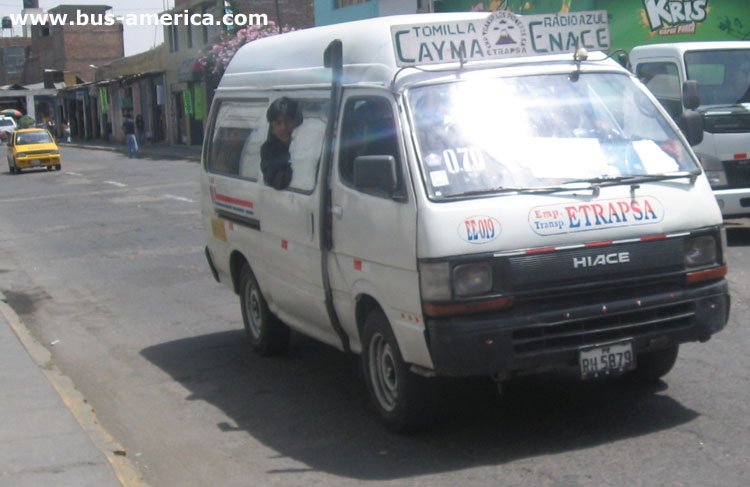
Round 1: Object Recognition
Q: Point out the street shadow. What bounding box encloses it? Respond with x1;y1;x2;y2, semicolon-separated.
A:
725;224;750;247
141;330;698;480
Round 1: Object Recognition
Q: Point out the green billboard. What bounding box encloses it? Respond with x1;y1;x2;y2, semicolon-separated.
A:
602;0;750;51
437;0;750;51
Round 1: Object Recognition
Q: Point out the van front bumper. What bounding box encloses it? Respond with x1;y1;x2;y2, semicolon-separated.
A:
425;280;729;377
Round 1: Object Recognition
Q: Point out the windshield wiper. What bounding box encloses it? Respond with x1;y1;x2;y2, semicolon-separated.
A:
442;172;699;199
447;182;601;199
569;172;699;186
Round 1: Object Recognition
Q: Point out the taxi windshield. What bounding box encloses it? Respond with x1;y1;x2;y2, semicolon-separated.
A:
16;131;53;145
407;72;699;200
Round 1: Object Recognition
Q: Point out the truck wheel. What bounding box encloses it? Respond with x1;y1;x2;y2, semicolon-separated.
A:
239;264;289;356
361;308;439;433
631;345;679;382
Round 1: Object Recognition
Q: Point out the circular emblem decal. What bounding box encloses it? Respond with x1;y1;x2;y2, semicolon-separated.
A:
481;10;528;58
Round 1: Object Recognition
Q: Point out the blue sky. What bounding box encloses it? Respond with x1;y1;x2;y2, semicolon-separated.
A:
0;1;176;56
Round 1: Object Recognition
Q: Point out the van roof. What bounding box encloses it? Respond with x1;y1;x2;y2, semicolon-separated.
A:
218;12;618;92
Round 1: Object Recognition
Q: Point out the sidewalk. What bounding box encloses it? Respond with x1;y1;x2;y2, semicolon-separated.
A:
60;139;202;162
0;295;126;486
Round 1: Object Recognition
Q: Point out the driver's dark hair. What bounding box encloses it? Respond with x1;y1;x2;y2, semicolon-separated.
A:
266;97;302;125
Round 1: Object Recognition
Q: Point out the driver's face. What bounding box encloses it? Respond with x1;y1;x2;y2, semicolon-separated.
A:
271;115;295;144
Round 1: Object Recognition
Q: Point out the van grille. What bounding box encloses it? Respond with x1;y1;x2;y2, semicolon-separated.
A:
512;301;695;355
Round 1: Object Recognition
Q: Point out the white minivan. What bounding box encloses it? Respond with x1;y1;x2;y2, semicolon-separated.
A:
201;12;730;431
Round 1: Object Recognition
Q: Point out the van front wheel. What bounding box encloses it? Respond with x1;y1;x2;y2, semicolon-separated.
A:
239;264;289;356
631;345;679;382
361;308;439;433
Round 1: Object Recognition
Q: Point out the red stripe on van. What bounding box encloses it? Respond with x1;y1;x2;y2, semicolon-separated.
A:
734;153;748;160
525;247;556;255
214;193;254;208
641;234;667;242
584;241;613;248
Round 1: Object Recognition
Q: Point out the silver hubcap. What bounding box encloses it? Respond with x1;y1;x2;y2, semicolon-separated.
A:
368;332;398;412
244;283;262;339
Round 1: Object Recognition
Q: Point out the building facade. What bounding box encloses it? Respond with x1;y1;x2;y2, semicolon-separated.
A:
162;0;315;146
0;37;31;86
22;4;124;85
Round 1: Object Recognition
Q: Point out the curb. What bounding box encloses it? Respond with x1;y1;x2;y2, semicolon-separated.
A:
0;292;148;487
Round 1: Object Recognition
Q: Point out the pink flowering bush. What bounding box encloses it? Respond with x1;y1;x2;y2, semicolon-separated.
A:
197;21;294;76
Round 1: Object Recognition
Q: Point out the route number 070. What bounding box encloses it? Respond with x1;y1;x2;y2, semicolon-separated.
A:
442;147;486;174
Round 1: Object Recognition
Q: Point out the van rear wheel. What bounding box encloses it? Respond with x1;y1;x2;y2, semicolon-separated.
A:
239;264;289;356
361;308;439;433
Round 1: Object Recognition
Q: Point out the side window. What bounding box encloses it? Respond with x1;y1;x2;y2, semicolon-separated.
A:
208;100;267;178
261;98;328;192
636;62;682;119
338;96;402;193
288;100;328;192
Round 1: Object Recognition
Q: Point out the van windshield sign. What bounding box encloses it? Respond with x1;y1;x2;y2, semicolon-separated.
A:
391;10;610;67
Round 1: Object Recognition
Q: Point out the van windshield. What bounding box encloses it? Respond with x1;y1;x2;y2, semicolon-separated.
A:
408;72;699;200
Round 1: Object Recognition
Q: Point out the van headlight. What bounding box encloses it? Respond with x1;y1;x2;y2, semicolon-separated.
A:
453;263;493;297
684;235;718;268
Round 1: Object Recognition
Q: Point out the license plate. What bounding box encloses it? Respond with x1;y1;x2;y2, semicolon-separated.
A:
31;159;41;167
579;340;635;379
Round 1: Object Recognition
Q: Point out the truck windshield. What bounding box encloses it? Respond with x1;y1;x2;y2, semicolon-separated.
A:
408;72;699;200
685;49;750;106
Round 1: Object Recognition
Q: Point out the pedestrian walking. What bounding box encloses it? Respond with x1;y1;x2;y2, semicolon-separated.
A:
62;120;71;143
122;111;139;158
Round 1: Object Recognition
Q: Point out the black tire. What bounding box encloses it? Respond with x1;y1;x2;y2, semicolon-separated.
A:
239;264;289;356
361;308;439;433
631;345;679;382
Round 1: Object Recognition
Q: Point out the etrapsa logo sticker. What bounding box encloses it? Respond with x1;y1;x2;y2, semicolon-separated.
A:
529;196;665;236
482;10;528;58
459;215;502;244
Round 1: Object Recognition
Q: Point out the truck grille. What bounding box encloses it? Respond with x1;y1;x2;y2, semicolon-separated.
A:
512;301;695;355
723;160;750;188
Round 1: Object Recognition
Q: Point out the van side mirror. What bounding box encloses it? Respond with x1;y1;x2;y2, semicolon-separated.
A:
617;51;629;69
353;155;396;197
682;80;700;110
678;110;704;146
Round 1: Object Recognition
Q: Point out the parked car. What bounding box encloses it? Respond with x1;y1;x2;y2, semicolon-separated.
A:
7;128;61;174
0;116;17;143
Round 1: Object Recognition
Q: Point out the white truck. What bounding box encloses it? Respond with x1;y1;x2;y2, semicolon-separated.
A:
630;41;750;217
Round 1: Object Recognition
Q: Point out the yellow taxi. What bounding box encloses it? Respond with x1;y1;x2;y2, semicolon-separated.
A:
7;128;61;174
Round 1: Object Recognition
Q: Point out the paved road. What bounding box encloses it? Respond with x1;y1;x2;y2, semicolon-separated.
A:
0;147;748;486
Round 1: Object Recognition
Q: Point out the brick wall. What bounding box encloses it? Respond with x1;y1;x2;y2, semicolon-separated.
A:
231;0;314;29
24;23;124;83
